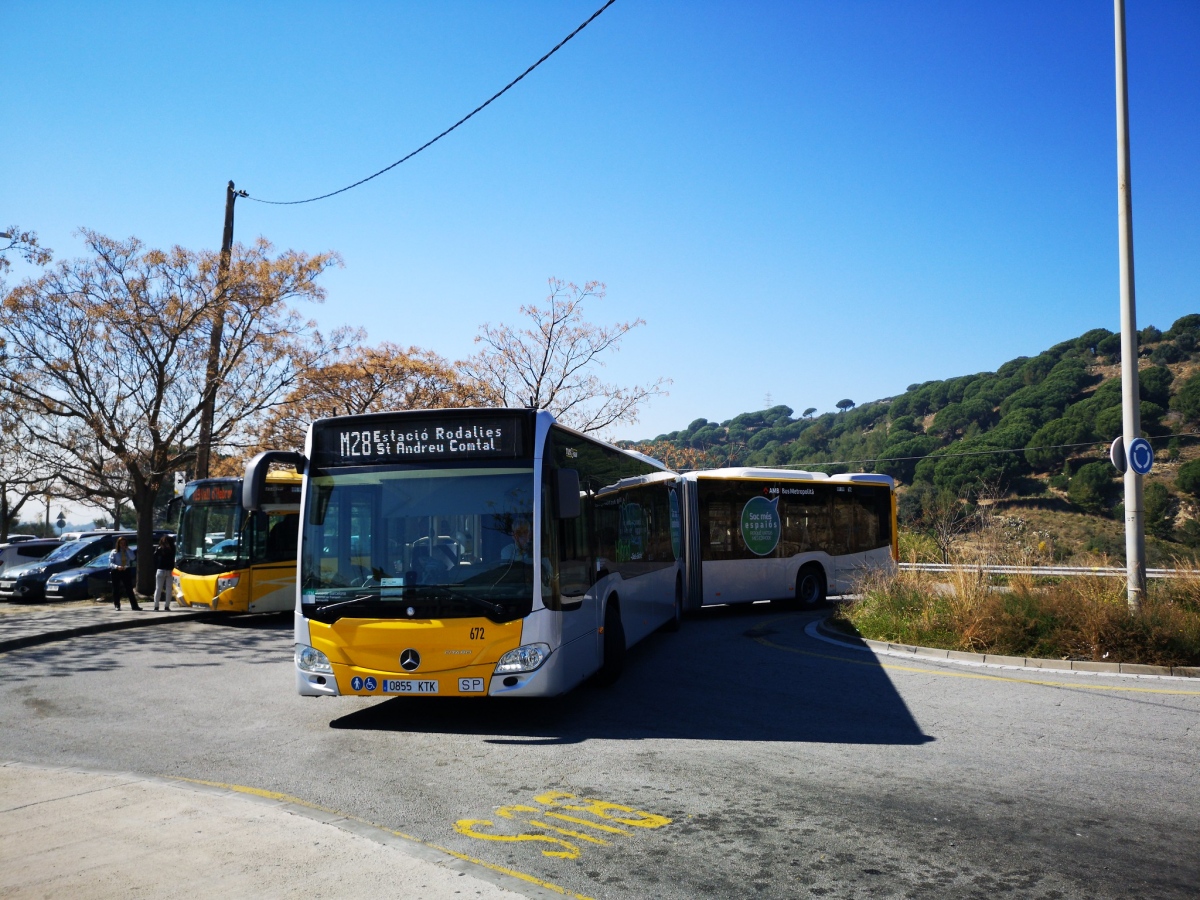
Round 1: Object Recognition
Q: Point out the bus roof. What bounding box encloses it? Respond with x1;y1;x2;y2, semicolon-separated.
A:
683;467;894;489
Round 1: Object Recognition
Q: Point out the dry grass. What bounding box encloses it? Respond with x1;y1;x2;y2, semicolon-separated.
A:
837;563;1200;666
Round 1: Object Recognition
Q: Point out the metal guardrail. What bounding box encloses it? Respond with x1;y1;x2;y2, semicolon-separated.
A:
898;563;1180;579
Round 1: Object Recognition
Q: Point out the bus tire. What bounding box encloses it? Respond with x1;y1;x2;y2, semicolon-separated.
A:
596;598;625;686
662;576;683;633
796;564;827;607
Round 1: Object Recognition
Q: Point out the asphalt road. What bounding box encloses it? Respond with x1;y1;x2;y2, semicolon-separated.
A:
2;605;1197;899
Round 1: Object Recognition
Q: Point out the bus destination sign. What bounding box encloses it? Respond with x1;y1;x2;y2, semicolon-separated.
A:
314;414;528;466
188;483;236;504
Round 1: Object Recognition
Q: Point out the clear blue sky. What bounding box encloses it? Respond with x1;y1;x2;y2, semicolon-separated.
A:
4;1;1198;444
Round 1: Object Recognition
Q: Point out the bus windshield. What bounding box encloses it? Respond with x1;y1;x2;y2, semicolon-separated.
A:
300;466;536;623
177;497;246;574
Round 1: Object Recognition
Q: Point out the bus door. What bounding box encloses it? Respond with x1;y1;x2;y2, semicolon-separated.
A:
247;511;300;611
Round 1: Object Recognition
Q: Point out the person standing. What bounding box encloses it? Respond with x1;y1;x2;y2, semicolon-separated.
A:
110;537;140;611
153;535;175;611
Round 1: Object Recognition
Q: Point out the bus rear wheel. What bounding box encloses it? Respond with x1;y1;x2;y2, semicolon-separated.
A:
796;565;827;607
596;599;625;686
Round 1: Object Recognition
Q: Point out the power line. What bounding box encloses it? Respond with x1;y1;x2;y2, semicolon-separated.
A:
245;0;617;206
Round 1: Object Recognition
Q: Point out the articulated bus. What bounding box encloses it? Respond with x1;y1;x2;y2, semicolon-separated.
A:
244;409;682;699
173;471;302;612
678;468;897;611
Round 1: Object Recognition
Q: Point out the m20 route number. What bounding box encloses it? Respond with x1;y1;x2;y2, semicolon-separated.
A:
470;627;485;640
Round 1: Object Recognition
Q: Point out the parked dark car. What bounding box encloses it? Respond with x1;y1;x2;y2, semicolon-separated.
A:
0;535;128;602
0;539;62;576
44;553;122;601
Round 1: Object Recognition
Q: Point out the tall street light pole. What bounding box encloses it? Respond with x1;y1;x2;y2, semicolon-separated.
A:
1114;0;1145;611
195;181;245;480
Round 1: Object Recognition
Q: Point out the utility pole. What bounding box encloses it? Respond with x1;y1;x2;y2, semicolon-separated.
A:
1114;0;1145;611
195;181;246;480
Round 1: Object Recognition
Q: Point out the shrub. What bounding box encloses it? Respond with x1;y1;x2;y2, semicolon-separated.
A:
1144;481;1173;539
1140;366;1174;406
1176;459;1200;496
836;568;1200;666
1171;372;1200;422
1069;461;1118;513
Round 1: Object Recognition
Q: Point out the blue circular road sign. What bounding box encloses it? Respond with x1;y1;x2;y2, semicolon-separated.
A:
1127;437;1154;475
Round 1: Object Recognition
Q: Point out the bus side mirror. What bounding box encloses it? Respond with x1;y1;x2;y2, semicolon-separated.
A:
244;451;307;512
554;469;581;519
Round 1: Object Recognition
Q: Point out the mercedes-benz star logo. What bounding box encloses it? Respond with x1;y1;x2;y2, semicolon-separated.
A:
399;649;421;672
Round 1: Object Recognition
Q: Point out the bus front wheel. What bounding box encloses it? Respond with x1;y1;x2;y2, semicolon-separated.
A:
796;565;827;607
597;599;625;686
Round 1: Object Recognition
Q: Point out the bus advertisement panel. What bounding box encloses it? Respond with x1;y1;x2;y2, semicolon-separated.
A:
245;409;682;699
173;471;301;612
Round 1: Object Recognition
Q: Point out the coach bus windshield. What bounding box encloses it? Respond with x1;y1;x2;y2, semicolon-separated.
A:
176;482;248;575
300;466;537;624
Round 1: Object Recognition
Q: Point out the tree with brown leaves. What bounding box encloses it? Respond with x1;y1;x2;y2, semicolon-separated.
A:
257;341;486;452
0;231;344;595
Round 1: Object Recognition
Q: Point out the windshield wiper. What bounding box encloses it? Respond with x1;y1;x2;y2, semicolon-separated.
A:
306;591;378;614
407;584;508;619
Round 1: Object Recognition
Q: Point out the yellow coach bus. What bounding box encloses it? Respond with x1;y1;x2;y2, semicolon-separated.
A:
173;471;301;612
244;408;683;698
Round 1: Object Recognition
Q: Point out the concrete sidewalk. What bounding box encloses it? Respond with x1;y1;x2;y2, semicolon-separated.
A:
0;763;530;899
0;599;214;653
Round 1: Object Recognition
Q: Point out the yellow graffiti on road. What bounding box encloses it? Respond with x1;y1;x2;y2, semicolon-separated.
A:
455;790;672;860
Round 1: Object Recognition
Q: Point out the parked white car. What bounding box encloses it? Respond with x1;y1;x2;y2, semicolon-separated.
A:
0;539;62;576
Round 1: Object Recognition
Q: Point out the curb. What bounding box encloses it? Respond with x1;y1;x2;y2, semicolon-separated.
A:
0;610;216;654
813;616;1200;679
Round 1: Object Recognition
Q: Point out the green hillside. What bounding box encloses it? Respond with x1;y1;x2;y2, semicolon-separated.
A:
631;314;1200;561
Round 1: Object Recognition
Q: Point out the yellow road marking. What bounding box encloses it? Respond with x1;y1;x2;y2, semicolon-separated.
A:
174;777;596;899
749;617;1200;697
529;820;610;845
542;811;632;835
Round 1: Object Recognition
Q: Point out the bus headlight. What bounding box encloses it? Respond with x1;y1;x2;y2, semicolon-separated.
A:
216;573;240;593
295;644;333;674
494;643;551;674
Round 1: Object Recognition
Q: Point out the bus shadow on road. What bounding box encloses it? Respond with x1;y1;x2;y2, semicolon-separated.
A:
330;606;933;746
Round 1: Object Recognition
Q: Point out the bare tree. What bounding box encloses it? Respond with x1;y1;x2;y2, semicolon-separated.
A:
0;231;343;595
0;403;57;541
922;488;973;564
462;278;668;434
0;226;52;278
256;341;488;452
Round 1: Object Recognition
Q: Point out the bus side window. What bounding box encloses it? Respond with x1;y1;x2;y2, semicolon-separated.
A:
557;496;592;597
265;515;299;563
540;481;561;607
706;501;733;557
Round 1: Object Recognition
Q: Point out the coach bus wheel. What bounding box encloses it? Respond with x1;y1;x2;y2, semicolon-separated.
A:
662;576;683;633
796;565;827;607
597;599;626;686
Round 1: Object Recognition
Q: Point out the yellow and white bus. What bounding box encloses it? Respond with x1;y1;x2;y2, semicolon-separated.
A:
244;409;682;698
678;467;896;610
173;471;301;612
